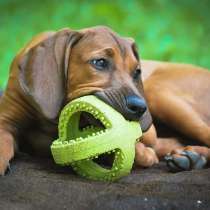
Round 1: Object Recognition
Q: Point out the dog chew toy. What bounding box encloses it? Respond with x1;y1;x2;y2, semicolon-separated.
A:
51;95;142;181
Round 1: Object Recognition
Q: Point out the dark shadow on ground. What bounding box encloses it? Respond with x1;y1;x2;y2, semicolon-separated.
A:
0;153;210;210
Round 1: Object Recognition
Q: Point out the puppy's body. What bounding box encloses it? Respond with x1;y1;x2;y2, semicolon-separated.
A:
139;61;210;167
0;26;210;174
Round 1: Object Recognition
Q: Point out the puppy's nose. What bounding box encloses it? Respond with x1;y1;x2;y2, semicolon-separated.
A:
125;95;147;120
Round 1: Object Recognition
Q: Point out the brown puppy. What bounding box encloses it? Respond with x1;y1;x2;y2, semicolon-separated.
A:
0;26;210;175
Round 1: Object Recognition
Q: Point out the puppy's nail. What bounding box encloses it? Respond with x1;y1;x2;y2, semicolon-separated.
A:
164;155;172;161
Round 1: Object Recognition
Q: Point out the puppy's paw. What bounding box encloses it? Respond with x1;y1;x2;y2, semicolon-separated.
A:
0;157;11;176
135;142;159;167
165;150;207;172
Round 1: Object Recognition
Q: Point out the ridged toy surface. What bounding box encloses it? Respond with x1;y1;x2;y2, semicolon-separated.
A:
51;95;142;181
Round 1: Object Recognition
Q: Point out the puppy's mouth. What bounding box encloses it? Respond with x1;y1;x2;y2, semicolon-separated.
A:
138;110;153;132
94;90;153;132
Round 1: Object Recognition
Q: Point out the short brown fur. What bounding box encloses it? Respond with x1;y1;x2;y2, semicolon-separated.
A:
0;26;210;174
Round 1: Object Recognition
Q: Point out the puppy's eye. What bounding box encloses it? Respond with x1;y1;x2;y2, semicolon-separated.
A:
132;68;142;81
89;58;109;71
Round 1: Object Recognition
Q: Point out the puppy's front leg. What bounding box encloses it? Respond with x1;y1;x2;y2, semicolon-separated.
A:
0;128;15;175
135;124;183;167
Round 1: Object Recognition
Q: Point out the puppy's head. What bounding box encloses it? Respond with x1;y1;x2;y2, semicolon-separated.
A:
19;26;152;132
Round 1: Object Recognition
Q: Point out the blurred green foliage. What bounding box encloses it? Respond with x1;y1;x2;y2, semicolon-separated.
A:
0;0;210;89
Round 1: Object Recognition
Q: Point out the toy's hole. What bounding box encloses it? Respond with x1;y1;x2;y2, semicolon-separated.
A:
67;111;107;140
93;151;115;170
79;112;105;130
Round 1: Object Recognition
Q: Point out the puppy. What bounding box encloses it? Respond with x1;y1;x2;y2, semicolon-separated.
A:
0;26;209;175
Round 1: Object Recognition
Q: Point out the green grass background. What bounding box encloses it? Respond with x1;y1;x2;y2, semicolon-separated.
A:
0;0;210;89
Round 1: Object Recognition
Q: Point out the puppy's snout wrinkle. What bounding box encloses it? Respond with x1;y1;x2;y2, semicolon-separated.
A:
125;95;147;121
94;91;147;122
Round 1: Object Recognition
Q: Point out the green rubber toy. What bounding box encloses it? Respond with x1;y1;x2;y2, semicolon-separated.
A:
51;95;142;181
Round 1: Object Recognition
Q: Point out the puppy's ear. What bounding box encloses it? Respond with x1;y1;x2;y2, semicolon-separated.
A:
19;29;82;119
